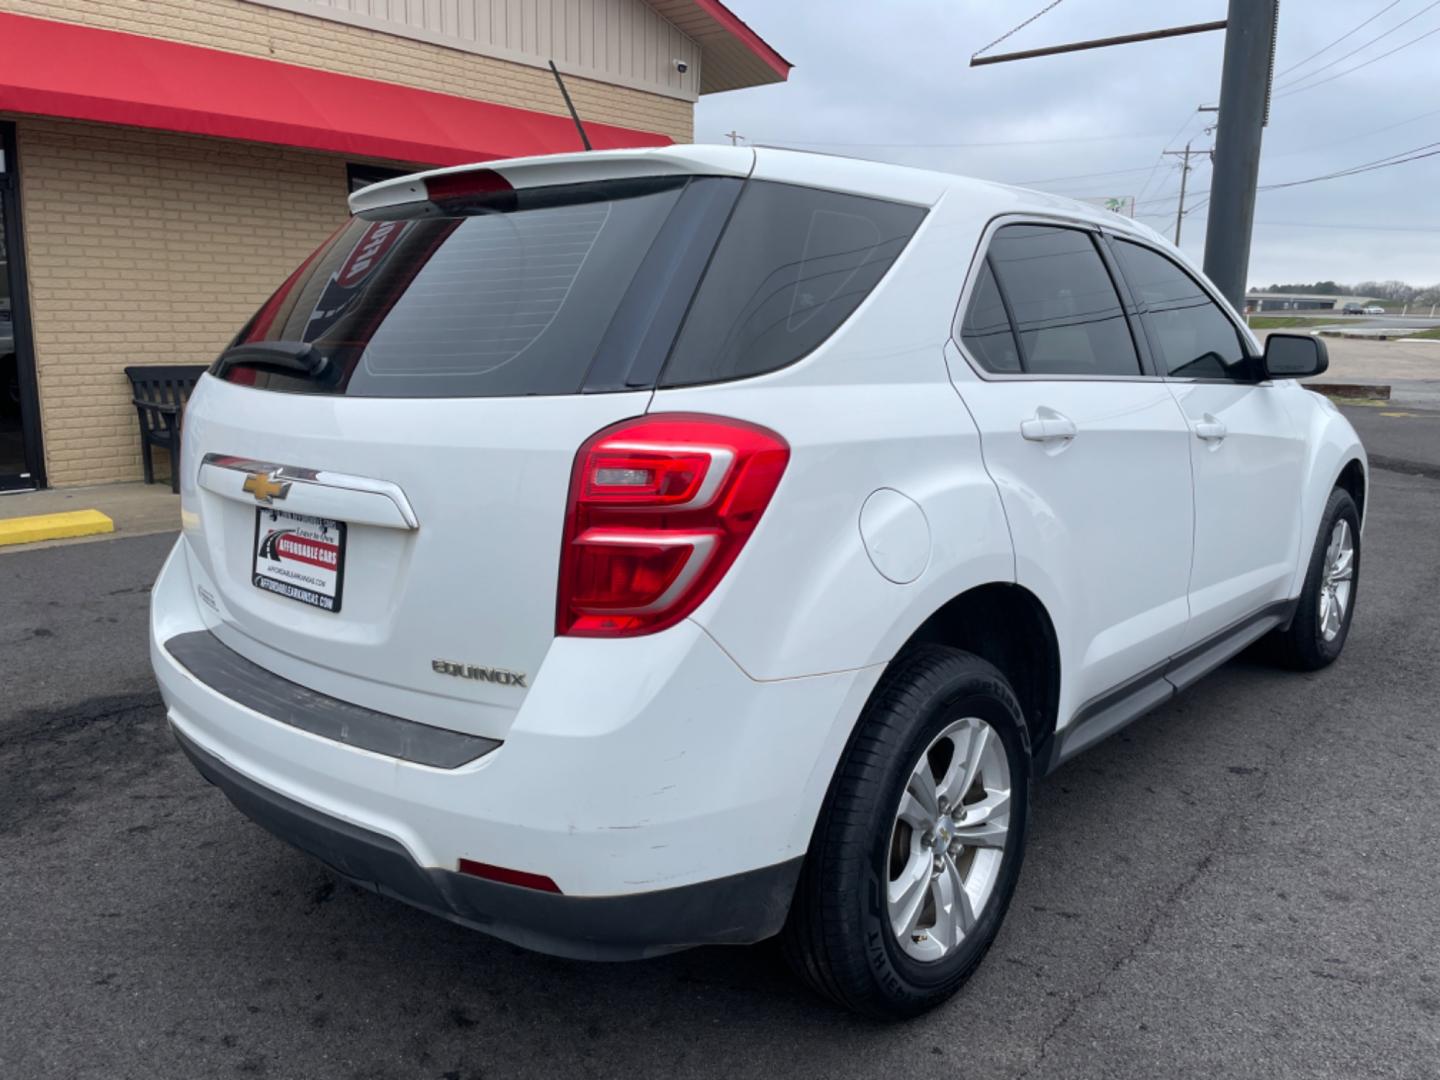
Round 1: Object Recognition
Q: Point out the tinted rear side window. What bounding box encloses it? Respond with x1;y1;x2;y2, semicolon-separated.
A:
221;178;693;397
660;182;926;387
1111;239;1253;381
959;259;1022;373
984;224;1140;377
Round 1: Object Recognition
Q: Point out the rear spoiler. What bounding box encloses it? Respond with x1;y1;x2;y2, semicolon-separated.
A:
349;146;756;217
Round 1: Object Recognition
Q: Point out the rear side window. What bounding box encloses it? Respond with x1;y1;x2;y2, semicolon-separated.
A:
964;224;1141;377
1111;239;1253;381
659;182;926;387
221;177;694;397
959;260;1021;373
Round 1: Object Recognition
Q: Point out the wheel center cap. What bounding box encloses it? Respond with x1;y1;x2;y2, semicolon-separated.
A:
934;822;952;847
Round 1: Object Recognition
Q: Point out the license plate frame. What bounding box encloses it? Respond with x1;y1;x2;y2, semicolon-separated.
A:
251;508;347;613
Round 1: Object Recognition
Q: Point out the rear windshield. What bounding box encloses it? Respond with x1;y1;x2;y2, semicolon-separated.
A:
221;177;688;397
217;176;925;397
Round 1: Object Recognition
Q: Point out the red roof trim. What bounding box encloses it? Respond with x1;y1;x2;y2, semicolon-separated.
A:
691;0;792;79
0;13;670;167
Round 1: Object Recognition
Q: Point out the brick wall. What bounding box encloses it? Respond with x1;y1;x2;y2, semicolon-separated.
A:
14;118;350;485
0;0;693;142
1;0;694;485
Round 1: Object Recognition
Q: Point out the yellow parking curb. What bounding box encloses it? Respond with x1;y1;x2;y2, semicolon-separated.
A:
0;509;115;547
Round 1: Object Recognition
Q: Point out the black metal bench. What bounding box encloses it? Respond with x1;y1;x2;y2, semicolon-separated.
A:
124;364;207;493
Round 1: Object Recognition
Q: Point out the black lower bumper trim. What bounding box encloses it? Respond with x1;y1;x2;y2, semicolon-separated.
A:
165;629;499;769
173;727;802;960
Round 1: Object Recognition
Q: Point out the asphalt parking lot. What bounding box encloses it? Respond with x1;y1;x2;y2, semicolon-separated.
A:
3;462;1439;1079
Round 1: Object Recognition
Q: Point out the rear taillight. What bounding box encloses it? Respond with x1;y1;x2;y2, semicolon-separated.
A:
556;414;790;637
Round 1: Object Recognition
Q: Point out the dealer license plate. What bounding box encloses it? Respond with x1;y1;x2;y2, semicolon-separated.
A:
252;509;347;613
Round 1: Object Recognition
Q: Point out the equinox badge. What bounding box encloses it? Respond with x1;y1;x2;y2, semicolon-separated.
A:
432;659;528;687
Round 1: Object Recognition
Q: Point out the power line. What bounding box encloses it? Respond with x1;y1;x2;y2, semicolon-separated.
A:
749;130;1172;150
971;0;1069;61
1277;7;1440;96
1135;109;1205;206
1007;164;1160;186
1261;143;1440;189
1274;0;1405;79
1276;0;1440;88
1133;135;1440;209
1257;138;1440;190
1266;103;1440;157
1253;220;1440;232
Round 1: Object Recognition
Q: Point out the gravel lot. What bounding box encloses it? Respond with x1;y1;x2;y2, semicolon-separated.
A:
2;465;1438;1080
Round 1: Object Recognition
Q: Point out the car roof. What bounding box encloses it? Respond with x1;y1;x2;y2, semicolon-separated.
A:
349;143;1172;248
747;146;1171;244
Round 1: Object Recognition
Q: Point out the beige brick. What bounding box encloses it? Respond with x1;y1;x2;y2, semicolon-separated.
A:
9;118;347;484
3;2;695;486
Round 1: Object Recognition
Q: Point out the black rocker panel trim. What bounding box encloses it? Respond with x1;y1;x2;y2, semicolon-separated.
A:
1045;599;1297;773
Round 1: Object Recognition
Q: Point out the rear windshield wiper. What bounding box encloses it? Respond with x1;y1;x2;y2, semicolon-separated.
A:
213;341;327;379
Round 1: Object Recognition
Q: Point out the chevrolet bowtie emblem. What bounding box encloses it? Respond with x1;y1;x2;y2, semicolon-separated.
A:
242;471;291;504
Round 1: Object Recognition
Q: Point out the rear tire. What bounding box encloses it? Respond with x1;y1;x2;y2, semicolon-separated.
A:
782;645;1031;1018
1270;487;1360;671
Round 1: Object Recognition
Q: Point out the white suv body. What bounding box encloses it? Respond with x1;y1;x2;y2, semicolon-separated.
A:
150;146;1365;1015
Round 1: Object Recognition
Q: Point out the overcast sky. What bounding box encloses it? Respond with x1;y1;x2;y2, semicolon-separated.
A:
695;0;1440;288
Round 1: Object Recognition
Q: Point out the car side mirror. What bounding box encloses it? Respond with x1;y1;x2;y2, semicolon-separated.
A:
1262;333;1329;379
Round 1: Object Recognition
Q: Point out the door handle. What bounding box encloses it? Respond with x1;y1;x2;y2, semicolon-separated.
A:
1193;415;1227;442
1020;409;1078;443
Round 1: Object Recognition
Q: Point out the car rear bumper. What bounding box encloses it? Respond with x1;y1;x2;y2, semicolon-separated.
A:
150;537;881;957
173;725;801;959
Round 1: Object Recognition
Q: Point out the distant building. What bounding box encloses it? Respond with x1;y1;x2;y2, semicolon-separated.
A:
1244;293;1378;312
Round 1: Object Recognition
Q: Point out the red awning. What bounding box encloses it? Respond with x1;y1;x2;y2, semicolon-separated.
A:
0;13;671;166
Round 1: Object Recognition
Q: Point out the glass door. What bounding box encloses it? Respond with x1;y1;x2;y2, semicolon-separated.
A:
1;121;44;492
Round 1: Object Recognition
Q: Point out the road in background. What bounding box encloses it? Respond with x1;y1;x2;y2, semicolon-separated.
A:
2;465;1439;1079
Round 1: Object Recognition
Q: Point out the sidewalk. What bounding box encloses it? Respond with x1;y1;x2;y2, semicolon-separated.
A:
0;481;180;552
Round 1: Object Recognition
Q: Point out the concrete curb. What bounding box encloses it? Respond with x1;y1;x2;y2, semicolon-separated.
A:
0;508;115;547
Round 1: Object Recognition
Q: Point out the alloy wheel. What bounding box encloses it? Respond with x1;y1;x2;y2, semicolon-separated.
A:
1318;518;1355;642
886;716;1011;963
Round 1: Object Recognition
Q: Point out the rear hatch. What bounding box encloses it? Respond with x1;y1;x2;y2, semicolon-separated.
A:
181;153;751;740
178;147;930;742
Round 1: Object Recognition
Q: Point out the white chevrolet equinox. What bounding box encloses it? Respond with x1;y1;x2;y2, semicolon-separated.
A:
150;146;1366;1017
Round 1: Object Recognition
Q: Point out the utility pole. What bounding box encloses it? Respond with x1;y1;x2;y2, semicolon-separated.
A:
725;130;744;146
1162;141;1200;245
1201;0;1279;311
967;8;1284;313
